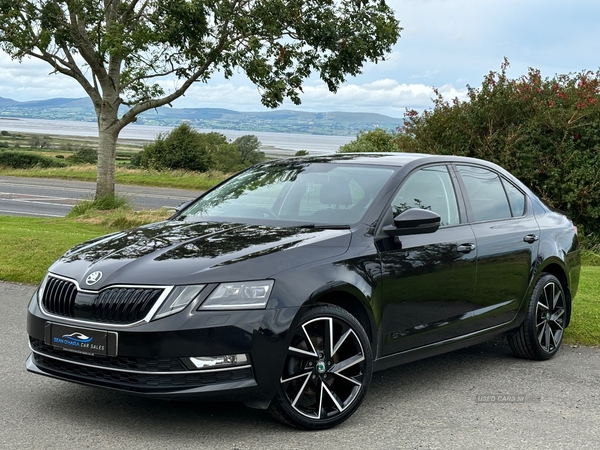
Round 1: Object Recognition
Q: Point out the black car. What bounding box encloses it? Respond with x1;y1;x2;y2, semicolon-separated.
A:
26;153;580;429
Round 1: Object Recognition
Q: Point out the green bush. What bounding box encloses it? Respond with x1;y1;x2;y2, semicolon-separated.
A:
0;151;67;168
338;128;400;153
398;59;600;246
137;123;214;171
136;123;263;172
67;147;98;164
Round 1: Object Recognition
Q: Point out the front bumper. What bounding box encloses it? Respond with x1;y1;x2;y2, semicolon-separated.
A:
26;290;300;402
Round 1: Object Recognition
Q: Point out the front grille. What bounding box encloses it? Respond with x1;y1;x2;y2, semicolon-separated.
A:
30;338;186;372
32;353;253;390
43;277;77;317
92;288;162;324
41;276;164;324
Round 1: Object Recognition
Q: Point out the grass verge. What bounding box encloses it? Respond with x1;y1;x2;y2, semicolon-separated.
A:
565;266;600;346
0;166;229;190
0;208;170;283
0;216;111;283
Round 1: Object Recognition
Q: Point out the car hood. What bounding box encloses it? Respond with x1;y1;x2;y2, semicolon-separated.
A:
49;220;352;288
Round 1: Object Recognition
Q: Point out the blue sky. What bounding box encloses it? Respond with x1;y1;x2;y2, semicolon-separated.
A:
1;0;599;118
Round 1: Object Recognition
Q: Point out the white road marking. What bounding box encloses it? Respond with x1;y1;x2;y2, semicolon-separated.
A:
0;209;63;217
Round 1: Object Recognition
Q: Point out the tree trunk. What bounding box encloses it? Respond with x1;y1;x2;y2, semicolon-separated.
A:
95;99;121;199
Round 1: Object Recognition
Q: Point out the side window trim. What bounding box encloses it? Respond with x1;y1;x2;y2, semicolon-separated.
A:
500;176;528;218
452;163;527;224
388;163;463;228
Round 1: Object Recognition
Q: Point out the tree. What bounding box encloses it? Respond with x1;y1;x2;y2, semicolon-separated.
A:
0;1;401;199
338;128;400;152
233;135;264;165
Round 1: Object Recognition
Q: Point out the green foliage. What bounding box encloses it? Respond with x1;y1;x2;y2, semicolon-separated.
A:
208;140;243;173
233;135;264;165
137;123;216;171
338;128;400;153
581;250;600;267
67;147;98;164
398;59;600;245
0;150;66;168
294;150;310;156
1;130;10;136
136;123;263;173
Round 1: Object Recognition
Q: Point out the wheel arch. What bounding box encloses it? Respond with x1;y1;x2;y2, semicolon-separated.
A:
536;260;572;327
306;285;377;346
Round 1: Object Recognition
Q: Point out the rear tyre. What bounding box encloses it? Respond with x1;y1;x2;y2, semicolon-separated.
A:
269;304;373;429
508;274;566;360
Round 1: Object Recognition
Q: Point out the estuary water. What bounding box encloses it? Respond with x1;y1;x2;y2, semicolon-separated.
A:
0;117;354;155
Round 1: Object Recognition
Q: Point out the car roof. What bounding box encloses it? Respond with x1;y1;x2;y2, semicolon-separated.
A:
281;152;503;169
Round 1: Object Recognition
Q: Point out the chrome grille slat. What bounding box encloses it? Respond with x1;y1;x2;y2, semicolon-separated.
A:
42;276;164;324
43;277;77;318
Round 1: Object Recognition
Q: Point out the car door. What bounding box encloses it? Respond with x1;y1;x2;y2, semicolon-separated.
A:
378;164;479;355
454;164;540;330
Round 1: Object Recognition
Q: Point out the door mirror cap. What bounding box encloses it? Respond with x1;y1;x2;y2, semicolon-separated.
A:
384;208;441;237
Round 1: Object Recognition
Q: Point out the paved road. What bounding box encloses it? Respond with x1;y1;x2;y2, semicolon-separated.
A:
0;176;201;217
2;282;599;449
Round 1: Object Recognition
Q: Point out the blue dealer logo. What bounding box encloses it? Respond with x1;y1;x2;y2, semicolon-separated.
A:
62;332;93;343
53;332;93;348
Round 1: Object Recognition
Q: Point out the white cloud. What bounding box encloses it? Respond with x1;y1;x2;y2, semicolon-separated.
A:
1;0;599;119
175;79;468;118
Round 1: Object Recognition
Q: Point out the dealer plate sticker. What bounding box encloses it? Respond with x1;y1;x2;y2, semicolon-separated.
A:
46;323;117;357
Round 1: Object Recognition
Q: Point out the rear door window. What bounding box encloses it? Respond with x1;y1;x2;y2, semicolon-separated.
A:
455;165;512;222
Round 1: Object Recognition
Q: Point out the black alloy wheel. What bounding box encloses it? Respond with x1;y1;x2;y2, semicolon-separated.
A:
269;304;373;429
508;273;567;360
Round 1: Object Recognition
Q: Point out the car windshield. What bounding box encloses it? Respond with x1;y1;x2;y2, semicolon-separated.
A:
180;161;396;226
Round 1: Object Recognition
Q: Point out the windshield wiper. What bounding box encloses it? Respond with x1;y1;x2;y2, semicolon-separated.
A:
293;224;351;230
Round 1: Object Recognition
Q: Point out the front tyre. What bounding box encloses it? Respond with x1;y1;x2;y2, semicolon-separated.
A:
269;304;373;429
508;273;567;360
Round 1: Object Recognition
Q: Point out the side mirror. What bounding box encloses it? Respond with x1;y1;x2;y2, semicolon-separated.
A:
169;200;193;220
383;208;441;237
174;200;192;212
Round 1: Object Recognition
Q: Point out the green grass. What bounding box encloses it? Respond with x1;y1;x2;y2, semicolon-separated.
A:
0;217;111;283
0;166;229;190
565;266;600;346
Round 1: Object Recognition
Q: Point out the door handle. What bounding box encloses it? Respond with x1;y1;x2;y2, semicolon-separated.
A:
523;234;539;244
457;243;476;253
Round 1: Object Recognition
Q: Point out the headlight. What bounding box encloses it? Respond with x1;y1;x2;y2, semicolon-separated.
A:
152;284;206;320
199;280;274;310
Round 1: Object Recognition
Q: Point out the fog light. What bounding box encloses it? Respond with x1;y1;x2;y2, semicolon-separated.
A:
189;354;249;369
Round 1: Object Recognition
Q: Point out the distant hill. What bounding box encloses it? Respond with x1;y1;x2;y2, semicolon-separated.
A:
0;96;401;136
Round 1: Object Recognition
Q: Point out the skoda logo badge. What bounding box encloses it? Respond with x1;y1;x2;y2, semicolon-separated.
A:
86;271;103;285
